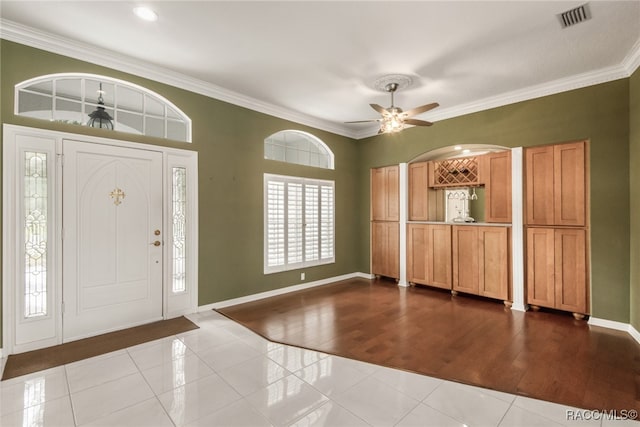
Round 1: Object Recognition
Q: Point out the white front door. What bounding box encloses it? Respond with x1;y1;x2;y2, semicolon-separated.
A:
62;140;163;342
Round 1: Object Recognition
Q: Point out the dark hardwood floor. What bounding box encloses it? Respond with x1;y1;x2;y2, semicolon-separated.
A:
218;277;640;412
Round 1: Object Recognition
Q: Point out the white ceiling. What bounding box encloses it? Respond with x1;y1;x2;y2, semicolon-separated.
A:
1;1;639;139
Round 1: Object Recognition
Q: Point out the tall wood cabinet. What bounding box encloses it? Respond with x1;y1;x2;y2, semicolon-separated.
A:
452;225;511;304
407;224;452;289
525;140;588;318
371;165;400;279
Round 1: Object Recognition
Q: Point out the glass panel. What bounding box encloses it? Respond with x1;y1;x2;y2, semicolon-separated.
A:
167;106;182;120
27;81;53;96
24;151;48;318
54;99;83;125
85;80;114;107
145;95;164;116
172;168;187;293
117;85;143;113
117;111;144;134
55;79;81;101
167;120;187;141
146;116;165;138
18;92;53;120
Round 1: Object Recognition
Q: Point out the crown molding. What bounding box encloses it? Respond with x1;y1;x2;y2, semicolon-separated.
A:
0;19;359;139
2;19;638;141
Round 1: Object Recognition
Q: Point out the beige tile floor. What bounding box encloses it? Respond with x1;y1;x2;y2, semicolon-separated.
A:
1;310;638;426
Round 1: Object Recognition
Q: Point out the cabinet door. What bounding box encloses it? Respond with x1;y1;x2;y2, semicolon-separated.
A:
386;166;400;221
526;227;555;308
452;226;479;294
478;226;509;300
525;146;554;225
372;222;399;279
371;168;387;221
427;224;452;289
371;166;399;221
555;229;587;314
485;151;512;223
554;142;585;226
409;162;429;221
407;224;428;284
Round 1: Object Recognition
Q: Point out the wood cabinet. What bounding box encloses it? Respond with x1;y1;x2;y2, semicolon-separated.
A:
452;225;511;303
372;221;399;279
407;224;452;289
526;228;587;316
371;165;399;221
525;141;585;226
482;151;512;223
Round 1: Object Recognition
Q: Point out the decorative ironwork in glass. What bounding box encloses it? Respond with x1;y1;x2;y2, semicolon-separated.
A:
24;151;48;318
15;73;192;142
172;167;187;293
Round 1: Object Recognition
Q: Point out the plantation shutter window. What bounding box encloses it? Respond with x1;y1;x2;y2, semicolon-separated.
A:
264;174;335;273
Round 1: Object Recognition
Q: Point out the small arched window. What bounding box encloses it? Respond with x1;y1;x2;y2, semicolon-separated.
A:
264;130;334;170
15;73;192;142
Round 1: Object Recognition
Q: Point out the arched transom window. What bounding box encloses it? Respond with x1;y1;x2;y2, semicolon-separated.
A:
264;130;334;169
15;73;192;142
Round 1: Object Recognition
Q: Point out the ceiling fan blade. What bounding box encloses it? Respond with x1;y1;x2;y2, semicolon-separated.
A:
402;102;439;118
370;104;390;116
404;118;433;126
344;119;381;123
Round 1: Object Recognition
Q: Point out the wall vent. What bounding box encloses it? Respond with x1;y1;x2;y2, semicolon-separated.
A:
558;3;592;28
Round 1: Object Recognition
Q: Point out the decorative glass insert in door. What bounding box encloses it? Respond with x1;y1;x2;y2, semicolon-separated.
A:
24;151;48;318
172;167;187;293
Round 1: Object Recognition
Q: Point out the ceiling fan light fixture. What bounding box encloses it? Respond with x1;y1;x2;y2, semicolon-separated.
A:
380;114;405;134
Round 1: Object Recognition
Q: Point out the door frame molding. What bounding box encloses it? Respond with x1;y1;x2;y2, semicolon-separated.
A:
2;124;199;355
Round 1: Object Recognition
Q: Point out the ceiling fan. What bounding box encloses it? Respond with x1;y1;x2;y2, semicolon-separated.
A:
346;82;439;134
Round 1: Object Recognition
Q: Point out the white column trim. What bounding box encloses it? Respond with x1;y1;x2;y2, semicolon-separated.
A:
398;163;408;287
510;147;526;311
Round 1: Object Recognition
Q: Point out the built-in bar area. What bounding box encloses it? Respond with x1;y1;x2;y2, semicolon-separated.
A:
370;140;589;319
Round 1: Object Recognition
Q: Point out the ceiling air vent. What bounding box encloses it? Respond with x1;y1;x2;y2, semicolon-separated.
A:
558;3;592;28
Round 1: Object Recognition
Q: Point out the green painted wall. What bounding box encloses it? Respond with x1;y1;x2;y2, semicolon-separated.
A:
630;67;640;332
0;41;362;346
0;39;637;348
356;80;631;323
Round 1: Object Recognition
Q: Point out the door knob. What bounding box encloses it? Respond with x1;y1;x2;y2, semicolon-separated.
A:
151;240;161;246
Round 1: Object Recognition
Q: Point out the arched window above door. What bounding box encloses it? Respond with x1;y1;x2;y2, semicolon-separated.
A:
15;73;192;142
264;130;334;169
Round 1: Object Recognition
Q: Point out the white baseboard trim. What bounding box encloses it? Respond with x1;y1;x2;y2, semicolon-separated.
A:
629;324;640;344
588;317;640;345
199;272;372;311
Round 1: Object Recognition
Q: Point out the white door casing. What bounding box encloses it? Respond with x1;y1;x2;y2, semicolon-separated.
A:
62;140;163;341
3;125;198;355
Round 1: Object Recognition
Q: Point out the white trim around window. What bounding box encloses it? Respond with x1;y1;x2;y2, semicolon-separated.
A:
264;173;335;274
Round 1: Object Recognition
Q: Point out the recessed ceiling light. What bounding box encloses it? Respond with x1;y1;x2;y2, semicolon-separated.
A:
454;145;462;150
462;149;471;154
133;6;158;22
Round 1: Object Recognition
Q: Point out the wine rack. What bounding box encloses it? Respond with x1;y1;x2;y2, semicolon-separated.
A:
431;157;479;187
